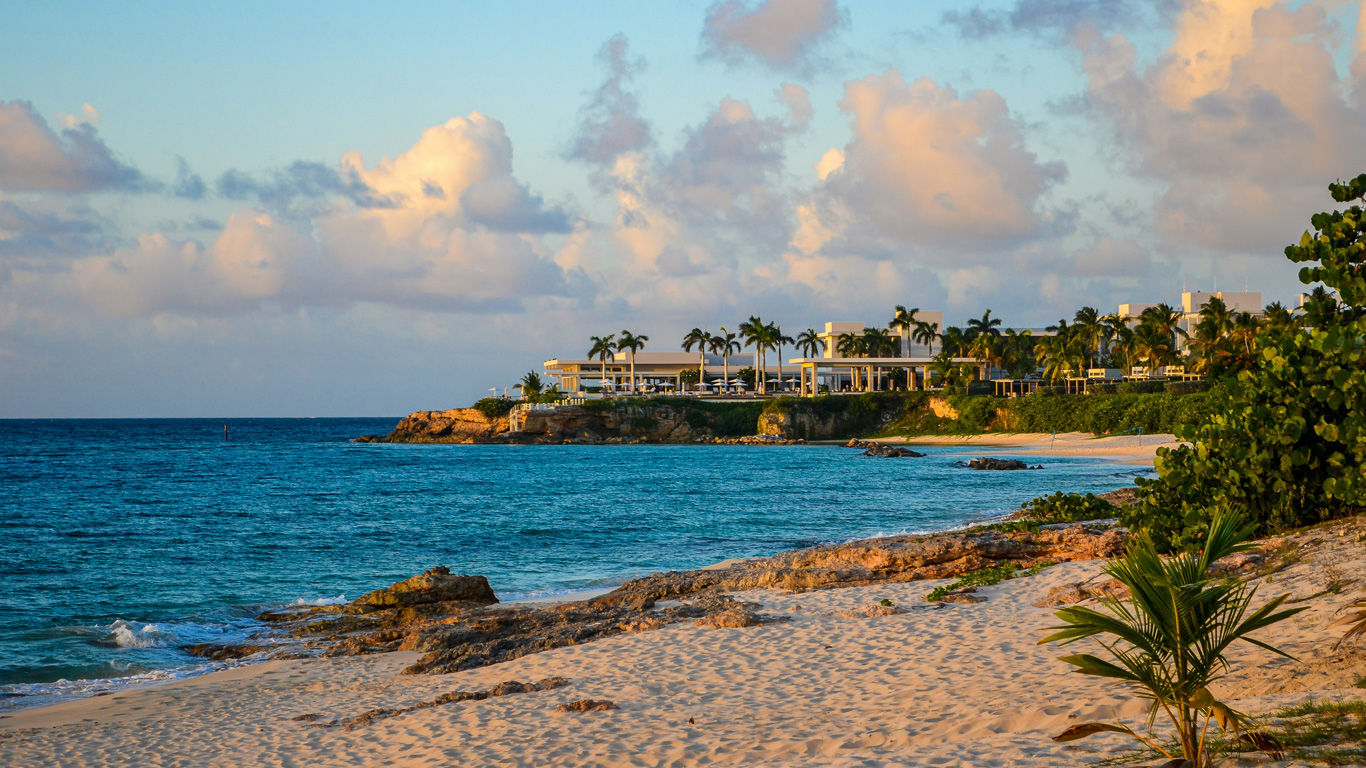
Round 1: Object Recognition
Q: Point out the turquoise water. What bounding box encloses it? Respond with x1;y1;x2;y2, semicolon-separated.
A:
0;418;1149;709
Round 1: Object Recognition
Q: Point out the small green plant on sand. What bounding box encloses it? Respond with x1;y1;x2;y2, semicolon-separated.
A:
1041;510;1304;767
879;598;894;607
1218;699;1366;764
926;561;1053;602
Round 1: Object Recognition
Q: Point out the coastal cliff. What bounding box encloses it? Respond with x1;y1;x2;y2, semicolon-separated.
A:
361;401;763;444
361;408;510;443
363;390;1216;444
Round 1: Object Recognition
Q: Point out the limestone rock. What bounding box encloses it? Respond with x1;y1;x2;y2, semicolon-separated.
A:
375;408;509;443
1032;579;1129;608
555;699;618;713
353;567;498;611
694;607;763;629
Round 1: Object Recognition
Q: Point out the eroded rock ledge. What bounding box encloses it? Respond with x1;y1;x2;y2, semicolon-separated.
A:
214;524;1125;678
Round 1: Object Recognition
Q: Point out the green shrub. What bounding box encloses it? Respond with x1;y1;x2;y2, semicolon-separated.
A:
1020;491;1116;524
1089;382;1118;395
1131;174;1366;551
1118;380;1166;395
1164;380;1210;395
472;397;516;418
926;561;1053;602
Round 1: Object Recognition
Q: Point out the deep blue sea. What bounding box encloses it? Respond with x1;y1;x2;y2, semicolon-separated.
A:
0;418;1149;710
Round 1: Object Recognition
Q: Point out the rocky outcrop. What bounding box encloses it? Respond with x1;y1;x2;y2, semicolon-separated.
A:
360;409;510;443
958;457;1041;471
240;524;1125;681
353;567;498;611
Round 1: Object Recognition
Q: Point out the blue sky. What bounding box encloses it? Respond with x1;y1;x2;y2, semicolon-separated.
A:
2;0;1364;416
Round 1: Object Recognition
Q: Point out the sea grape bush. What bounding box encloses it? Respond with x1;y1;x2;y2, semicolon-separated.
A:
1132;174;1366;551
1022;492;1116;524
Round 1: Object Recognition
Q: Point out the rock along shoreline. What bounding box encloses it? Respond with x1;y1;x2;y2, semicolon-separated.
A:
186;488;1139;681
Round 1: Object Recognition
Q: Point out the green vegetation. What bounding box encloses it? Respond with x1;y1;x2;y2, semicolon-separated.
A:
472;397;517;419
925;561;1052;602
878;390;1215;437
578;396;763;437
1043;511;1302;767
1132;174;1366;551
1219;699;1366;765
1021;492;1116;523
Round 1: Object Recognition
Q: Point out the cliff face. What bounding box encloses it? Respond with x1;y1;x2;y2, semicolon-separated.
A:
365;404;716;444
520;404;706;443
756;409;847;440
364;408;511;443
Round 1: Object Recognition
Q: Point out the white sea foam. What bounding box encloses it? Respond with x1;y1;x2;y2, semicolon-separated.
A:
289;594;347;607
105;619;178;648
0;662;231;712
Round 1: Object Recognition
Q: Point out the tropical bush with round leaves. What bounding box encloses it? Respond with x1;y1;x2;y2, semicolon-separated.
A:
1131;174;1366;551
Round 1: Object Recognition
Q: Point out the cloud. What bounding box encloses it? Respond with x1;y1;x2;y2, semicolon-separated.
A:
63;112;584;317
1075;0;1366;254
171;156;206;200
1070;235;1151;276
215;160;399;214
567;35;653;167
797;70;1067;253
700;0;848;75
0;198;108;261
943;0;1169;41
0;101;149;194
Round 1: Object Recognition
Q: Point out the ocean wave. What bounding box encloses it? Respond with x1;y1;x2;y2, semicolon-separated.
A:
103;619;179;649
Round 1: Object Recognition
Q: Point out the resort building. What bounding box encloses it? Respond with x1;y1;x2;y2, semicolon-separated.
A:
543;316;972;396
1119;290;1265;350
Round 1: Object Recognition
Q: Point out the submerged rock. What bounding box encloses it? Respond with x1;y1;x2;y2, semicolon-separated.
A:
958;457;1041;471
861;444;925;458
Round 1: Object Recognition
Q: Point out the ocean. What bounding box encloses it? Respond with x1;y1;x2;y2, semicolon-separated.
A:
0;418;1149;710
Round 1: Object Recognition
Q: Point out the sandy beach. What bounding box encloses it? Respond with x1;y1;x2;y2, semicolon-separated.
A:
4;514;1364;768
895;431;1183;465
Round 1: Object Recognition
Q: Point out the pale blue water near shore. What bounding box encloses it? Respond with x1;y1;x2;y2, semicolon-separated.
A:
0;418;1150;710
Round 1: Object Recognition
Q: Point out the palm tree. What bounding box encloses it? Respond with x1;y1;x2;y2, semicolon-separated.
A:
682;327;712;392
1073;307;1105;367
738;316;769;394
862;327;895;390
769;322;794;393
913;320;939;356
518;371;544;399
967;333;998;380
1001;328;1035;378
588;334;616;393
836;332;866;391
795;328;824;358
1230;311;1260;355
1141;303;1189;349
966;309;1002;341
1132;321;1176;369
1042;510;1302;767
1263;301;1295;332
714;328;741;393
941;326;968;356
616;330;647;394
889;305;919;358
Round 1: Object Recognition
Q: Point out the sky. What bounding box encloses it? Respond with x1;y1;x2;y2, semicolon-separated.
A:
3;0;1365;417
